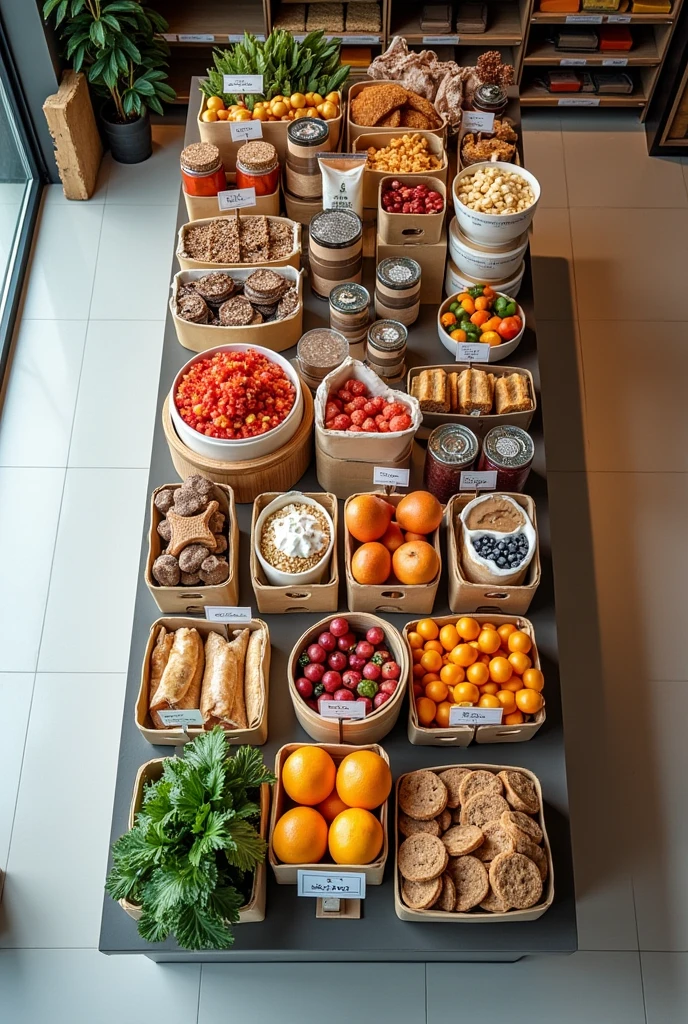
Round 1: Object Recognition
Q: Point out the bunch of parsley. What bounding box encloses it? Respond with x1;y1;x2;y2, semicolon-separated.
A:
106;729;275;950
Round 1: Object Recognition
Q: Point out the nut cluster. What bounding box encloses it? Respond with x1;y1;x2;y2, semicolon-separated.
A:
457;167;534;215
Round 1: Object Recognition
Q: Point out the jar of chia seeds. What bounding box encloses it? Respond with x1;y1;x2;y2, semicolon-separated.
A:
329;283;370;359
308;209;363;299
374;257;421;326
424;424;480;504
180;142;226;197
296;328;349;392
286;118;331;200
479;425;534;493
366;319;408;382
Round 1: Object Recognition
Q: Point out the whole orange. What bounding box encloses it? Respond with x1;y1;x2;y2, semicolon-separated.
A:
496;689;517;714
504;709;524;725
449;643;478;668
392;541;439;585
434;701;453;727
351;541;391;585
416;696;436;725
420;649;443;673
516;688;544;715
316;789;349;823
479;694;501;709
380;521;405;553
328;808;383;865
282;745;336;806
272;806;328;864
416;619;439;641
439;624;460;651
454;682;480;704
440;663;464;685
395;490;443;534
466;661;489;686
508;651;532;676
523;668;545;692
336;749;391;809
489;656;513;684
345;494;393;542
404;531;427;542
508;630;532;655
425;679;449;703
478;629;501;654
456;617;480;641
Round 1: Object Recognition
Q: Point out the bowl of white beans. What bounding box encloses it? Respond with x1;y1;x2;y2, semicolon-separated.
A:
452;162;540;247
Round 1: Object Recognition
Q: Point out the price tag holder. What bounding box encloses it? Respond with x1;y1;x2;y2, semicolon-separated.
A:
607;13;631;21
557;98;601;107
460;470;497;491
565;13;603;22
449;706;503;726
218;187;257;211
223;74;264;94
157;708;204;727
373;466;410;488
297;871;366;899
319;700;367;720
340;35;381;44
162;33;178;42
455;342;491;363
179;33;215;42
560;58;587;66
205;606;253;623
229;119;263;141
602;58;628;66
462;111;495;133
423;34;460;45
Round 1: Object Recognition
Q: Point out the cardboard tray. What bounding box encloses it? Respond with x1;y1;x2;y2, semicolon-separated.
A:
145;482;239;614
268;742;390;884
405;613;546;746
344;491;441;615
250;491;340;614
346;80;447;150
377;174;447;246
120;758;269;924
394;763;554;923
135;616;270;746
446;493;541;616
376;228;448;305
352;131;448;210
315;438;414;501
176;214;302;272
170;265;304;353
183;173;281;221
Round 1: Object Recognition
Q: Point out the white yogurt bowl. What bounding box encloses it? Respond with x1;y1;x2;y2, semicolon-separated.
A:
254;492;335;586
452;162;540;247
437;290;526;364
170;343;303;462
444;257;526;301
449;216;528;282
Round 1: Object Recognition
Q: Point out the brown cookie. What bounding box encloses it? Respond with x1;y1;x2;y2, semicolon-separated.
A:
399;813;440;839
473;819;514;862
489;852;543;910
525;844;548;881
479;886;510;914
441;825;484;857
402;876;442;910
436;809;452;833
398;833;448;882
448;855;490;912
458;770;503;808
399;771;448;821
436;873;456;912
501;810;543;845
498;770;540;814
438;768;471;809
460;792;509;829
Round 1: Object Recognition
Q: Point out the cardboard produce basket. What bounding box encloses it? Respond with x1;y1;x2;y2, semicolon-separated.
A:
183;173;280;222
352;131;448;210
315;438;414;501
446;493;540;616
145;482;239;614
250;491;340;614
376;227;448;305
405;613;546;746
378;175;447;246
287;612;409;745
346;80;446;150
344;492;441;615
268;742;390;884
394;763;554;923
170;266;304;353
135;616;270;746
176;214;301;272
120;758;270;924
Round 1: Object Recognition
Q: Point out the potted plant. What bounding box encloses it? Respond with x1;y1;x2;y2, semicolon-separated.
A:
43;0;176;163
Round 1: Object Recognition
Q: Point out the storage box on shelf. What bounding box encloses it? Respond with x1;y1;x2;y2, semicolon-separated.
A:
378;175;447;245
176;215;302;271
346;80;447;149
183;174;281;221
353;131;448;209
376;228;448;304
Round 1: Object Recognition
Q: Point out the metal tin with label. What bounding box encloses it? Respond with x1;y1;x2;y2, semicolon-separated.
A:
329;283;371;350
366;319;408;382
424;424;480;504
479;425;534;493
374;257;421;327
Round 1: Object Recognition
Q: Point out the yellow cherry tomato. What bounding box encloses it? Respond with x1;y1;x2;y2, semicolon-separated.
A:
206;96;225;112
449;644;478;668
201;110;218;122
482;331;502;347
439;624;460;651
311;93;324;105
290;92;307;109
271;101;288;117
454;682;480;704
478;694;501;709
326;91;340;104
457;617;480;641
216;109;230;120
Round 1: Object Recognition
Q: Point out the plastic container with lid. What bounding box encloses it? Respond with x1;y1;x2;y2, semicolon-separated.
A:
374;257;422;327
180;142;226;197
479;425;534;493
424;424;480;504
308;209;363;299
236;141;280;196
286;119;331;200
366;319;408;383
297;328;349;391
329;283;370;357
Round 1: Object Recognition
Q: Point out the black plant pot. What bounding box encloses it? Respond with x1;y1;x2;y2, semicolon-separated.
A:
100;105;152;164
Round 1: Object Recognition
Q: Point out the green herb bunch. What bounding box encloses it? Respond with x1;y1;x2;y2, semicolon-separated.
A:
106;730;275;950
201;30;350;109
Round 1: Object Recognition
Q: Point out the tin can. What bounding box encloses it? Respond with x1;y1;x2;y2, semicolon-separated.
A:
424;424;480;504
479;425;534;492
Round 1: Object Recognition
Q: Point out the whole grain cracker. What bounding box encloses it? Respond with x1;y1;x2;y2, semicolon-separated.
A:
398;771;448;821
479;886;510;914
498;770;540;814
399;813;440;839
398;833;448;882
458;770;503;807
473;819;514;862
438;767;471;809
460;792;509;829
402;876;442;910
441;825;484;857
448;855;489;911
489;851;543;910
436;872;456;912
501;810;543;845
436;809;452;833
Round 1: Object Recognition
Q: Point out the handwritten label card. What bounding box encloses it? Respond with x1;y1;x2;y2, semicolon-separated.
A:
297;871;366;898
205;606;253;623
229;119;263;141
462;111;495;133
157;708;204;727
218;187;257;211
455;342;492;363
460;470;498;491
373;466;410;487
319;700;367;720
449;705;503;726
223;74;264;94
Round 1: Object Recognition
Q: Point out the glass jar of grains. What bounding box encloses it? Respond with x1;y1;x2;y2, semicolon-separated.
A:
235;141;280;196
374;257;421;326
329;283;370;359
479;425;534;493
180;142;226;197
286;118;330;200
297;328;349;391
424;424;480;504
366;319;408;382
308;209;363;299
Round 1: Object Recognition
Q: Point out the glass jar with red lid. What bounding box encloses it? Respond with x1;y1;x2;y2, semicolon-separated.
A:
479;425;534;492
180;142;226;197
424;424;480;505
235;141;280;196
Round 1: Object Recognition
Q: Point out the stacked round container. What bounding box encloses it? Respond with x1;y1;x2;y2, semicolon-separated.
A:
286;118;331;201
328;283;371;360
374;258;421;326
308;209;363;299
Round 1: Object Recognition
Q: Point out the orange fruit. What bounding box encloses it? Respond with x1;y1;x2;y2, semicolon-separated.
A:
515;689;544;715
498;623;517;644
216;108;230;120
336;749;391;810
466;661;489;686
317;789;349;823
412;648;424;664
504;709;524;725
434;701;453;727
481;623;496;631
345;494;394;542
407;631;424;650
479;694;501;709
477;629;501;654
424;640;444;655
480;682;500;695
502;678;524;693
206;95;225;111
416;618;439;641
394;490;443;534
454;682;480;704
495;689;517;714
416;696;436;726
392;541;439;585
440;663;464;685
272;807;328;864
439;624;460;651
478;653;491;665
456;617;480;641
508;651;532;676
404;531;426;542
413;664;425;680
351;541;391;585
282;746;336;805
489;656;513;684
425;680;449;703
420;649;443;673
380;521;405;553
508;630;532;655
328;808;383;865
421;672;441;685
449;643;479;668
523;668;545;692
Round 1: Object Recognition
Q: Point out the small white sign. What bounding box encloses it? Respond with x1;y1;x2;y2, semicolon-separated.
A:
565;13;603;22
229;119;263;141
319;700;367;720
162;33;178;42
422;35;460;45
460;469;498;491
157;708;204;727
340;35;381;44
205;606;253;623
449;705;503;726
373;466;410;487
557;97;601;107
218;187;257;211
228;34;245;42
602;58;629;66
560;58;587;66
293;34;307;42
462;111;495;133
456;342;492;363
179;33;214;42
223;74;264;94
297;870;366;898
607;13;631;22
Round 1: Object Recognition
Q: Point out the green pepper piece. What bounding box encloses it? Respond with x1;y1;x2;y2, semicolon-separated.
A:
505;300;517;317
494;296;509;315
468;285;483;298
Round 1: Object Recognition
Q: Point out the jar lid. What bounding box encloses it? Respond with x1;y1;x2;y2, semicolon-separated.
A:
237;140;278;173
376;257;421;290
287;118;330;147
474;84;507;107
181;142;222;174
483;426;534;469
310;209;362;249
367;319;408;352
428;424;479;467
329;283;370;315
297;328;349;370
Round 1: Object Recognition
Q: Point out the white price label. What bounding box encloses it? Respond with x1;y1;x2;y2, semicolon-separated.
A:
558;97;601;106
223;74;264;94
339;35;381;44
449;705;503;726
205;606;253;623
162;33;178;41
422;35;460;44
462;111;495;133
565;13;603;22
460;470;498;491
229;119;263;141
606;13;631;21
319;700;367;720
560;58;587;66
373;466;410;487
157;708;204;727
602;58;628;66
179;33;214;42
455;342;492;363
227;34;245;42
293;34;307;42
297;870;366;898
217;187;257;211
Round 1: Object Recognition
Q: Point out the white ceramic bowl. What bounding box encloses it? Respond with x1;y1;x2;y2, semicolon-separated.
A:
448;216;528;282
437;290;526;364
170;343;304;462
254;492;335;587
452;162;540;247
444;257;526;301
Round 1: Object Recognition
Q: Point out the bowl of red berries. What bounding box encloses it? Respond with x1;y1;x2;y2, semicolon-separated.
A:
288;613;409;743
379;175;446;245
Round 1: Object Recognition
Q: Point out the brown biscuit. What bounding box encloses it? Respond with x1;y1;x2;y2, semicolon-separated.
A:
436;809;452;833
473;819;514;862
498;770;540;814
398;833;448;882
403;91;443;128
501;810;543;845
458;770;503;807
402;876;442;910
460;792;510;829
350;83;408;126
436;873;456;912
525;844;548;881
400;108;433;130
479;886;510;914
399;813;440;839
378;109;402;128
438;767;471;809
399;771;448;821
489;852;543;910
448;855;490;912
441;825;484;857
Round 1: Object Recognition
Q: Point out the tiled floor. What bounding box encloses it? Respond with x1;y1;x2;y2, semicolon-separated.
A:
0;116;685;1022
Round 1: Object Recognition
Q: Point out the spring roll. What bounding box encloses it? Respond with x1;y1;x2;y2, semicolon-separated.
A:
201;628;249;730
244;628;264;728
150;627;204;728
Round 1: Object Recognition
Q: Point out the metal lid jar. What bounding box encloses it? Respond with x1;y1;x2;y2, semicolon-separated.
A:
472;84;508;116
286;118;331;200
479;425;534;493
308;209;363;299
297;328;349;391
329;283;371;355
366;319;408;382
374;257;422;326
424;423;480;504
235;140;280;195
180;142;226;197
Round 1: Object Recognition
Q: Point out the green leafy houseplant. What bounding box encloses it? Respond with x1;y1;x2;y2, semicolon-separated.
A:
43;0;176;121
105;730;276;951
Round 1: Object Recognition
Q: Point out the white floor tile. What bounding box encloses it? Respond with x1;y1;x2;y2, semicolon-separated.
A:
38;469;148;673
427;953;646;1023
0;468;64;672
199;963;426;1024
104;126;184;205
0;674;33;871
0;673;126;948
69;320;164;468
89;205;178;320
0;319;86;467
21;202;103;320
42;157;111;205
0;949;200;1024
642;952;688;1022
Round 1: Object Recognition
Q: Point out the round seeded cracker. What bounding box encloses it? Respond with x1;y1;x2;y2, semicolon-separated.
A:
402;876;442;910
436;873;456;912
489;851;543;910
441;825;484;857
460;792;509;829
438;768;471;809
473;819;514;862
448;855;490;911
458;770;503;807
399;813;440;839
398;833;448;882
399;771;448;821
498;770;540;814
501;810;543;845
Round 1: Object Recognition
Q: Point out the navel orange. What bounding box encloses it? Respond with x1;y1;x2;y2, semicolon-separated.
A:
351;541;392;585
345;494;394;542
328;808;383;865
272;807;328;864
281;745;336;806
317;789;349;823
392;540;439;585
336;749;392;810
394;490;443;534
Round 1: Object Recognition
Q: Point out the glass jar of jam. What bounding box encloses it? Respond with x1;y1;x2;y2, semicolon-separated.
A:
424;424;479;504
235;141;280;195
479;425;534;492
472;84;508;117
180;142;226;197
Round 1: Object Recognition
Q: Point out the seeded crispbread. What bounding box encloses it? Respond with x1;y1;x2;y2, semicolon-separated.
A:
460;792;509;829
473;819;514;862
489;851;543;910
525;843;548;881
458;770;503;807
438;767;471;809
402;876;442;910
398;833;448;882
501;809;543;845
436;809;452;833
436;872;456;912
498;770;540;814
441;824;484;857
479;886;510;914
399;771;448;821
448;855;490;911
399;813;440;839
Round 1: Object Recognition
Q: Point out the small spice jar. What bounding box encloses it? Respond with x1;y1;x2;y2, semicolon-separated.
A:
286;118;330;200
235;141;280;196
308;209;363;299
180;142;226;197
424;424;480;504
479;425;534;493
472;83;509;117
297;328;349;391
329;283;370;359
374;257;421;326
366;319;408;382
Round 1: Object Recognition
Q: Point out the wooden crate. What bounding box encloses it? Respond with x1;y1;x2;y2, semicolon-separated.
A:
43;70;102;200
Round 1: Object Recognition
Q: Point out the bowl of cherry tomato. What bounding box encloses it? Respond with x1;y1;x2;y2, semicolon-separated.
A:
437;284;525;363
